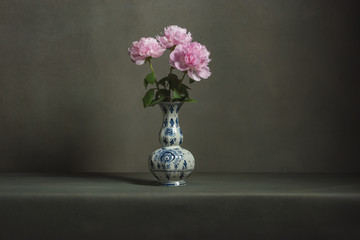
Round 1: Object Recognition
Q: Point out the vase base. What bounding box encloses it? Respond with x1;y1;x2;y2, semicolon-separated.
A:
158;180;186;187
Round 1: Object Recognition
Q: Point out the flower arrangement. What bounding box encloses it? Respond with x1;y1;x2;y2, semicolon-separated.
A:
128;25;211;108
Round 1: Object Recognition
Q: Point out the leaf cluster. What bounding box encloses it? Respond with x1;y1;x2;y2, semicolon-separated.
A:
142;72;196;108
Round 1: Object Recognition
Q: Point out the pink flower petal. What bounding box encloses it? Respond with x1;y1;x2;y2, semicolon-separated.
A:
157;25;192;49
188;69;201;81
128;37;165;65
170;41;211;80
197;66;211;79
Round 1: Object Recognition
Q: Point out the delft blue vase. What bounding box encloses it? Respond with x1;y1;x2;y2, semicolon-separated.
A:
149;102;195;186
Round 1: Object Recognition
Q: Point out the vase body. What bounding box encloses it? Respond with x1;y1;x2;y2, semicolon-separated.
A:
149;102;195;186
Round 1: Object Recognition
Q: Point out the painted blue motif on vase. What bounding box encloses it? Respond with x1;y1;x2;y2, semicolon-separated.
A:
160;151;176;163
164;128;175;136
183;160;187;169
162;106;167;114
169;105;174;113
170;118;175;127
170;138;176;146
153;148;183;167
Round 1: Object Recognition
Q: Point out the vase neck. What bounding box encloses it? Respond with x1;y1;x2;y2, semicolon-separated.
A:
159;102;184;147
160;102;183;115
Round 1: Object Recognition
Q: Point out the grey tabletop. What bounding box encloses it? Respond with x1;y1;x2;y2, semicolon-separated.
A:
0;172;359;197
0;173;360;240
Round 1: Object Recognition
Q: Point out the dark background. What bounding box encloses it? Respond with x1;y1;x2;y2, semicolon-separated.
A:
0;0;359;173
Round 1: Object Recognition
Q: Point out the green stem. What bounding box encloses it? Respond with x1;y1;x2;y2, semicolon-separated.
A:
167;67;174;101
149;60;154;72
178;72;187;89
148;59;160;90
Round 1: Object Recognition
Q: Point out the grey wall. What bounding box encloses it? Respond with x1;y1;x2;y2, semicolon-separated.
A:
0;0;359;173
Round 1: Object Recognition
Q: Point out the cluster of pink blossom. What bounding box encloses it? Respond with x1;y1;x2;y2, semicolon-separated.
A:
128;37;166;65
157;25;193;48
169;42;211;81
128;25;211;81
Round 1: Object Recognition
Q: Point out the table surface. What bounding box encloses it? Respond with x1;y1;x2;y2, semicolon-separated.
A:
1;172;359;198
1;173;360;240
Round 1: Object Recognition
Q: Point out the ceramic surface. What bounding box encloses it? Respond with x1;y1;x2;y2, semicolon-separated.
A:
149;102;195;186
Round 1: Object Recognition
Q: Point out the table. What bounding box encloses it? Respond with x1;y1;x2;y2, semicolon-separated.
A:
0;173;359;240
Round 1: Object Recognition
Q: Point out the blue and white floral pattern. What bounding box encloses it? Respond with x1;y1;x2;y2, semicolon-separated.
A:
162;106;167;114
169;118;175;127
164;128;175;136
169;105;174;114
163;118;168;127
160;151;176;163
159;103;184;147
150;102;195;186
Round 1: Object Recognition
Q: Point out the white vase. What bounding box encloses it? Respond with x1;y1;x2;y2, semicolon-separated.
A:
149;102;195;186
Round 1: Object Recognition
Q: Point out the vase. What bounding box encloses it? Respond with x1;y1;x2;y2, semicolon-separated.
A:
149;102;195;186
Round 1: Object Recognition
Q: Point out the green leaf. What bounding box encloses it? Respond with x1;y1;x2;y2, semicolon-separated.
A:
168;73;178;79
180;84;191;90
145;72;156;84
149;96;166;106
189;78;195;84
179;86;189;98
158;76;168;87
156;89;170;99
143;78;148;89
169;74;180;90
184;99;196;103
142;89;155;108
173;88;182;99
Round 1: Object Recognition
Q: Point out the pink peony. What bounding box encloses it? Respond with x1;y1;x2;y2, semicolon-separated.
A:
128;37;166;65
169;41;211;81
157;25;192;48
